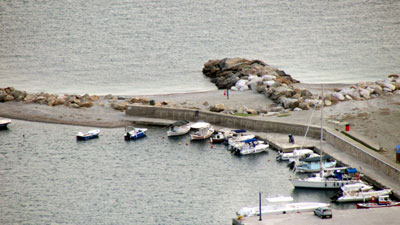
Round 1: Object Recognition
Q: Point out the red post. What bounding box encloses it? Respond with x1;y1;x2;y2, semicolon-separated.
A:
345;124;350;132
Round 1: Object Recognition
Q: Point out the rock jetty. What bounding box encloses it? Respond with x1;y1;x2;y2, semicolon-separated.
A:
203;58;400;112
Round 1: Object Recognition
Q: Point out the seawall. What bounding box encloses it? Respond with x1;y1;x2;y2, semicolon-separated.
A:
126;105;400;195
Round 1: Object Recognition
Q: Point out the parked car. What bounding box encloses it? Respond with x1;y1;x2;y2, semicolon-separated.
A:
314;206;332;219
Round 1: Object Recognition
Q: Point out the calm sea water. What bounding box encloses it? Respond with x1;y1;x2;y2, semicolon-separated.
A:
0;120;351;224
0;0;399;95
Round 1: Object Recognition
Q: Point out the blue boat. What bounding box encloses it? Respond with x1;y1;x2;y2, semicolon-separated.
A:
76;129;100;140
124;127;147;140
0;119;11;130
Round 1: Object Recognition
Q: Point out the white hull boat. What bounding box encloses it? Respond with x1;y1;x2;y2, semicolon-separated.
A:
332;183;392;202
276;149;315;161
290;167;362;189
237;196;329;217
190;127;214;140
230;138;269;155
0;119;11;129
167;120;191;137
76;129;100;140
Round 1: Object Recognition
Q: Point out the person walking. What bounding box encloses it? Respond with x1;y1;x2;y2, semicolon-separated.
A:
226;88;230;100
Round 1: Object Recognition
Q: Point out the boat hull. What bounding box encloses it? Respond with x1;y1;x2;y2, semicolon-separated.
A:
125;128;147;140
76;130;100;141
0;119;11;130
77;134;99;140
356;202;400;209
290;178;361;189
237;202;329;217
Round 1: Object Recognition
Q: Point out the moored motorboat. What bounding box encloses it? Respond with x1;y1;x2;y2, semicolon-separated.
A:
276;148;316;161
190;126;214;140
331;183;392;202
210;131;226;143
76;129;100;140
290;167;363;189
356;195;400;209
0;119;11;130
125;127;147;140
229;138;269;156
293;155;337;173
236;196;329;217
167;120;190;137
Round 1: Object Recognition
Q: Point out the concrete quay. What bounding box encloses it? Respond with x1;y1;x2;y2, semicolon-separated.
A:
232;207;400;225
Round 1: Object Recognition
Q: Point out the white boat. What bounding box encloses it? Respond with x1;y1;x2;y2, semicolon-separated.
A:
76;129;100;140
276;149;316;161
124;127;147;140
210;131;227;143
227;132;255;146
236;196;329;217
290;85;363;188
0;119;11;130
293;157;337;173
356;195;400;209
331;183;392;202
167;120;190;137
290;167;362;189
190;121;211;130
229;138;269;156
190;127;214;140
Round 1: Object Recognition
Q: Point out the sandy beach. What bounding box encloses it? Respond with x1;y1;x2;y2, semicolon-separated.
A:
1;85;400;163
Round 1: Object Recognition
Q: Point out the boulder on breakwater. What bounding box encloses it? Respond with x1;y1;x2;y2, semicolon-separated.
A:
202;58;400;112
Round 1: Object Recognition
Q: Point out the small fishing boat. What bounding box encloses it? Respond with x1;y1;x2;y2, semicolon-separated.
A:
331;183;392;202
167;120;190;137
76;129;100;140
125;127;147;140
290;167;363;189
293;155;337;173
356;195;400;209
190;121;211;130
210;131;227;143
276;149;316;161
0;119;11;130
190;126;214;140
229;138;269;156
236;196;329;217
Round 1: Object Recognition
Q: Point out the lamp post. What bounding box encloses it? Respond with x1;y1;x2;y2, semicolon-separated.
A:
259;192;262;221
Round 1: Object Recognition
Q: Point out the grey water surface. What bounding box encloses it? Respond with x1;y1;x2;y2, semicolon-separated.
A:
1;0;399;95
0;120;351;224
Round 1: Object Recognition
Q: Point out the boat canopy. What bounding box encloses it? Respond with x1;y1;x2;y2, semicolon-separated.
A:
169;120;190;127
266;196;294;202
242;138;258;143
346;168;357;174
232;129;246;133
300;154;330;162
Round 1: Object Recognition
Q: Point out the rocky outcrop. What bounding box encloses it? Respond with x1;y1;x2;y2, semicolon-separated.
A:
203;58;400;113
202;57;298;90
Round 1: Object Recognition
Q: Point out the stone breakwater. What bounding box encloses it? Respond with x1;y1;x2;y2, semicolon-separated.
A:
203;58;400;112
0;87;175;111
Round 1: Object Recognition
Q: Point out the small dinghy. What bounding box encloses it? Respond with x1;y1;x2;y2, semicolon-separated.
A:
76;129;100;140
356;195;400;209
167;120;190;137
0;119;11;130
124;126;147;140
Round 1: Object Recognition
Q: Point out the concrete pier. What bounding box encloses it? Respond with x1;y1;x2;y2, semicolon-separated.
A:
232;207;400;225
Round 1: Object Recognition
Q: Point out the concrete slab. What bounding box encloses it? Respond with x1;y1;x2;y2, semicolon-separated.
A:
233;207;400;225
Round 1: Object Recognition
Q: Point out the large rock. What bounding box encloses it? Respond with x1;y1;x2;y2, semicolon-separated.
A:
55;96;66;105
112;101;128;110
210;103;226;112
4;95;15;102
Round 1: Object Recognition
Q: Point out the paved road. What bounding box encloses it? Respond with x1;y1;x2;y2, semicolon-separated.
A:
233;207;400;225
